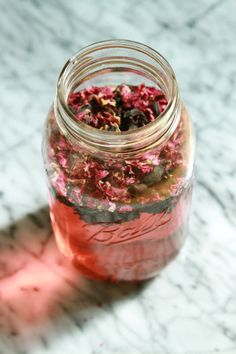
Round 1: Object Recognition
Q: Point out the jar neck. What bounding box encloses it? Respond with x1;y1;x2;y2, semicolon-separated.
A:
54;39;181;155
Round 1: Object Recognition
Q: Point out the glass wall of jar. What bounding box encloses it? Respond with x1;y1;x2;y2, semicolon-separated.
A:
42;40;195;282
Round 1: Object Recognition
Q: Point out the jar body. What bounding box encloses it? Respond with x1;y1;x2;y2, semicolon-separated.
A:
43;103;194;282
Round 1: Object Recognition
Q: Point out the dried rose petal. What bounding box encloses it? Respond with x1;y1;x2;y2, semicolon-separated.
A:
68;83;168;132
49;84;184;210
95;170;109;181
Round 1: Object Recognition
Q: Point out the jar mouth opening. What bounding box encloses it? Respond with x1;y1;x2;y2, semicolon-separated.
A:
55;39;180;153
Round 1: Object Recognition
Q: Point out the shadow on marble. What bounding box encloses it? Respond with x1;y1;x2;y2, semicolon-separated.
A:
0;206;148;342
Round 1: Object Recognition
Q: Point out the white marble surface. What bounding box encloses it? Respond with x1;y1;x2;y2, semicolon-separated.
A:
1;0;236;353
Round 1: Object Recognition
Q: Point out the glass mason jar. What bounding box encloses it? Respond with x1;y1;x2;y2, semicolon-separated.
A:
42;40;195;282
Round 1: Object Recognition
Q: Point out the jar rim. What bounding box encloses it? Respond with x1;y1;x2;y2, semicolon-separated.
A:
55;39;180;154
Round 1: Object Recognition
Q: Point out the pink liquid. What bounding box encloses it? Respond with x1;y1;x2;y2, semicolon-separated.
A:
49;190;191;282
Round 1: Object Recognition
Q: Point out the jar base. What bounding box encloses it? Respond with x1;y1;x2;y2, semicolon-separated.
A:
71;248;181;283
53;223;186;283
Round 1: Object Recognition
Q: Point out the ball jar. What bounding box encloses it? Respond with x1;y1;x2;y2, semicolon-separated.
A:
42;40;195;282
